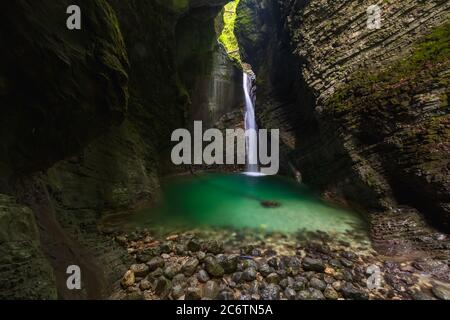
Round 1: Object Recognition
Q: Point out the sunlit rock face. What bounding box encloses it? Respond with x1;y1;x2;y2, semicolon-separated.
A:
235;0;450;237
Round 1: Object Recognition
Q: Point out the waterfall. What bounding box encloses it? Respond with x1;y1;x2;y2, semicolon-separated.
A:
243;72;259;173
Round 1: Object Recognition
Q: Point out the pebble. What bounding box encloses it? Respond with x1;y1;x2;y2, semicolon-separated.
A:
139;279;152;291
266;273;280;284
242;267;257;281
205;256;225;278
163;264;181;279
340;283;369;300
130;263;150;278
309;278;327;291
284;288;297;300
155;276;171;298
187;239;202;252
260;284;281;300
147;257;165;271
185;287;202;300
324;286;339;300
302;257;325;272
203;281;220;299
121;270;135;288
182;257;199;276
197;270;210;283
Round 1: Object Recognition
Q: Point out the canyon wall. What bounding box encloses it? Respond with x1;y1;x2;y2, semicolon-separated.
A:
236;0;449;252
0;0;238;299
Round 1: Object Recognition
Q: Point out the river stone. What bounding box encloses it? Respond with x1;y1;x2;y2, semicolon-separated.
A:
139;279;152;291
197;251;206;261
309;278;327;291
341;283;369;300
242;267;257;281
187;238;202;252
232;272;244;283
155;276;172;298
185;287;202;300
432;283;450;300
324;286;339;300
147;256;165;271
217;290;234;300
121;270;135;288
159;242;173;254
204;240;223;254
203;281;220;299
258;263;273;277
297;290;311;300
260;284;281;300
182;257;199;276
279;277;295;289
302;257;325;272
218;254;239;274
293;277;308;291
172;273;186;287
266;273;280;284
205;256;225;278
171;285;184;300
175;244;186;255
240;259;258;271
284;288;297;300
340;258;354;268
130;263;150;278
164;263;181;279
267;257;279;269
309;288;325;300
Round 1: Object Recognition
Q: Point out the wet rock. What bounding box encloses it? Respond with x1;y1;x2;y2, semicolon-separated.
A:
130;263;150;278
197;270;210;283
205;256;225;278
203;281;220;299
309;278;327;291
147;256;165;271
293;277;308;291
261;200;281;208
240;259;258;270
341;283;369;300
329;259;342;268
279;277;295;289
297;290;311;300
232;272;244;283
175;244;186;255
432;283;450;300
324;286;339;300
171;285;184;300
302;257;325;272
204;240;223;254
258;263;273;277
284;287;297;300
163;264;181;279
260;284;281;300
308;288;325;300
182;257;199;276
186;287;202;300
218;254;238;274
159;242;173;254
121;270;135;288
197;251;206;261
115;235;128;246
342;270;353;281
251;248;262;257
126;291;144;300
266;273;280;284
217;290;234;300
155;276;172;298
187;239;202;252
139;279;152;291
288;256;302;269
340;258;354;268
242;267;257;281
172;274;186;287
267;257;279;269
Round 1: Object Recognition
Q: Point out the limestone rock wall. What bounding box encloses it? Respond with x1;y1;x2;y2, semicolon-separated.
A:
236;0;450;241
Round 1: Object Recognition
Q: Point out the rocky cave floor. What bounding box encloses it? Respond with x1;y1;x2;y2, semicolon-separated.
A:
109;227;450;301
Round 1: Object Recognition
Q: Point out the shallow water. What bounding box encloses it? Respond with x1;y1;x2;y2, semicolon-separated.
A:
110;173;368;241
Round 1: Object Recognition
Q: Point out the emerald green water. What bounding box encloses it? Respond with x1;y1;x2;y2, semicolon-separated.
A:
117;173;368;239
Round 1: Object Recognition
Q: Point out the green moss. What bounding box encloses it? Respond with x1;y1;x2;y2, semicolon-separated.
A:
218;1;242;65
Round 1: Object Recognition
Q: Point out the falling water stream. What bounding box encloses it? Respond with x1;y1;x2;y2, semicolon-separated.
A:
243;72;259;174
